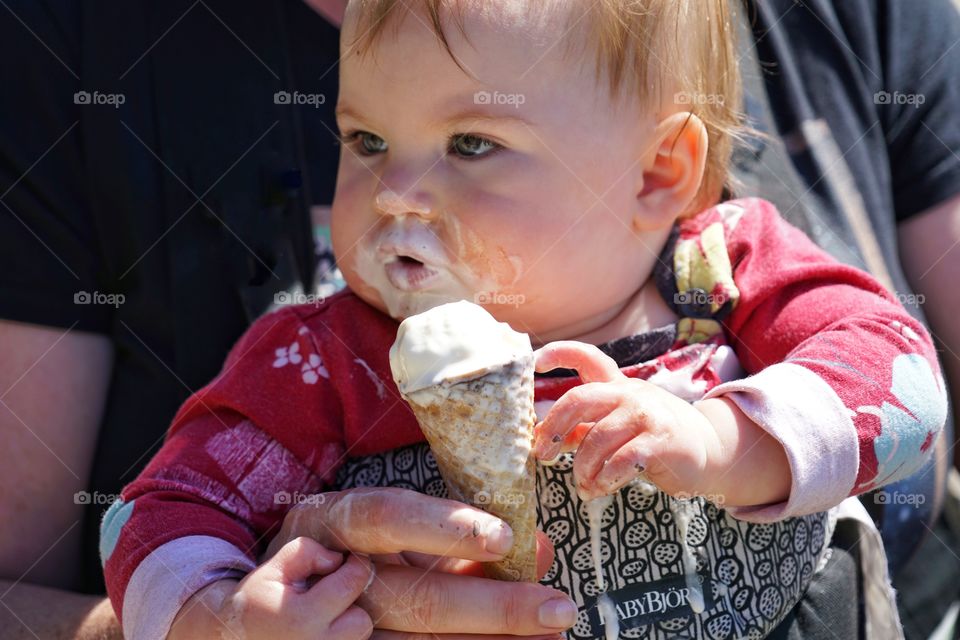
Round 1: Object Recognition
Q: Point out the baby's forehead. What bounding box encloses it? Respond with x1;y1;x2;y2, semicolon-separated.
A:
341;0;579;57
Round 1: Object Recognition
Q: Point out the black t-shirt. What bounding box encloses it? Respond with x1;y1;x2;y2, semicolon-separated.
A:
736;0;960;578
1;0;959;598
0;0;341;593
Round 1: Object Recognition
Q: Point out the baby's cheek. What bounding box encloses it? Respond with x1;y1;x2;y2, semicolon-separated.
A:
443;216;523;291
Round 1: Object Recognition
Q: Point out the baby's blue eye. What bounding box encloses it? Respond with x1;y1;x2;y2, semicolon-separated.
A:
450;134;500;158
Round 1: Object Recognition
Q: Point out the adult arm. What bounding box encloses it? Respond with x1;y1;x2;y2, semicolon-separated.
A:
0;582;121;640
0;321;117;638
898;192;960;470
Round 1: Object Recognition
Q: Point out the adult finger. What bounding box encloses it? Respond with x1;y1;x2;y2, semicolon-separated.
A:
358;565;577;635
329;605;375;640
535;530;556;580
268;487;514;562
399;529;555;579
371;633;563;640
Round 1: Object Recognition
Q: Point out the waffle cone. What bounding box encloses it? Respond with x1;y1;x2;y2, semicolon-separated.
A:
403;354;538;582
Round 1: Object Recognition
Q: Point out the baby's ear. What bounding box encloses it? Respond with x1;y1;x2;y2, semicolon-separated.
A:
633;112;708;231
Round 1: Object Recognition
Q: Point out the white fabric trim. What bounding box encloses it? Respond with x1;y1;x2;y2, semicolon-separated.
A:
122;535;255;640
701;362;859;521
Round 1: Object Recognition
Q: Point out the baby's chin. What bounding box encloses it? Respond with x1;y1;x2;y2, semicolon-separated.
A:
345;275;457;322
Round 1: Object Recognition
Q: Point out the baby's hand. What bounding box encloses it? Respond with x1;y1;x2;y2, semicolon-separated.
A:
533;341;724;502
169;537;374;640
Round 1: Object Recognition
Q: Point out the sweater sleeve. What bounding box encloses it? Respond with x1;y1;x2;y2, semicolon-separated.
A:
698;199;947;521
100;306;346;640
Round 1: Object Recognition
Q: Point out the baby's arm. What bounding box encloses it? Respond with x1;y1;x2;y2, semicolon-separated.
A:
533;342;791;507
100;308;353;639
698;199;946;520
534;199;947;521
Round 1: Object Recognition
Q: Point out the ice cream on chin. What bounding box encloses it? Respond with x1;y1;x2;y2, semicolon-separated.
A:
390;301;538;581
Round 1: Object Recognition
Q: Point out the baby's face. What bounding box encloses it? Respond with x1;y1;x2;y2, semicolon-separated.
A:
332;2;675;342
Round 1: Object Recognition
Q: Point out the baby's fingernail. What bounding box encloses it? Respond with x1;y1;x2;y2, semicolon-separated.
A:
538;597;578;628
484;520;514;555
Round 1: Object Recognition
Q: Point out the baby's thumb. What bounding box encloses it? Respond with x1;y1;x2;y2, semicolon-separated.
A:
267;536;345;586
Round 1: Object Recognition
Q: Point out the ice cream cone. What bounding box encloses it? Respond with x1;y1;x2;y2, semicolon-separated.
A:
403;354;538;582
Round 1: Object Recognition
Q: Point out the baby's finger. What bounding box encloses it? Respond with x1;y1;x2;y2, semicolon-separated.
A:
265;536;345;586
534;384;620;459
308;554;376;624
588;436;678;500
572;411;641;495
534;341;622;382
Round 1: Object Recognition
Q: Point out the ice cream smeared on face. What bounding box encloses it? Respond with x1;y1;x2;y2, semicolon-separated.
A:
351;216;522;321
352;224;477;320
389;300;532;394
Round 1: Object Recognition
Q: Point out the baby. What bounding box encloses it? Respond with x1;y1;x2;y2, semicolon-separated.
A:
100;1;947;638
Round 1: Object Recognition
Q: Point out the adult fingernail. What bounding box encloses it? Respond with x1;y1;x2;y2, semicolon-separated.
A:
538;597;577;628
539;443;561;462
484;519;514;555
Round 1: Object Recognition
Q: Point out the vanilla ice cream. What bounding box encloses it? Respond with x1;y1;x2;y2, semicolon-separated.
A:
389;300;539;581
389;300;532;394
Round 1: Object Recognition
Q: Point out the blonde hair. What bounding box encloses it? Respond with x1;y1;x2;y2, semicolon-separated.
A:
348;0;743;213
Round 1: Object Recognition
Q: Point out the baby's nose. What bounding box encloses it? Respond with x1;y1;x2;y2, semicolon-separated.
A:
374;188;435;220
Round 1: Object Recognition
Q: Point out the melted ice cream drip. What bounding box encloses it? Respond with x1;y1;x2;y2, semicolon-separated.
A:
588;496;618;638
587;495;613;591
597;593;620;640
670;497;705;613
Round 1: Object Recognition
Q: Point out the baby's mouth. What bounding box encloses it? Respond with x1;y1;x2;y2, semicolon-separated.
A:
384;254;442;292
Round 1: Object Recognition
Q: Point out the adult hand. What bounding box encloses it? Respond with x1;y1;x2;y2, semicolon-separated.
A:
264;487;575;637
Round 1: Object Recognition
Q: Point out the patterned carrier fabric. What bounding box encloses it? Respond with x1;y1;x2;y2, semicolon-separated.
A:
335;440;835;640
